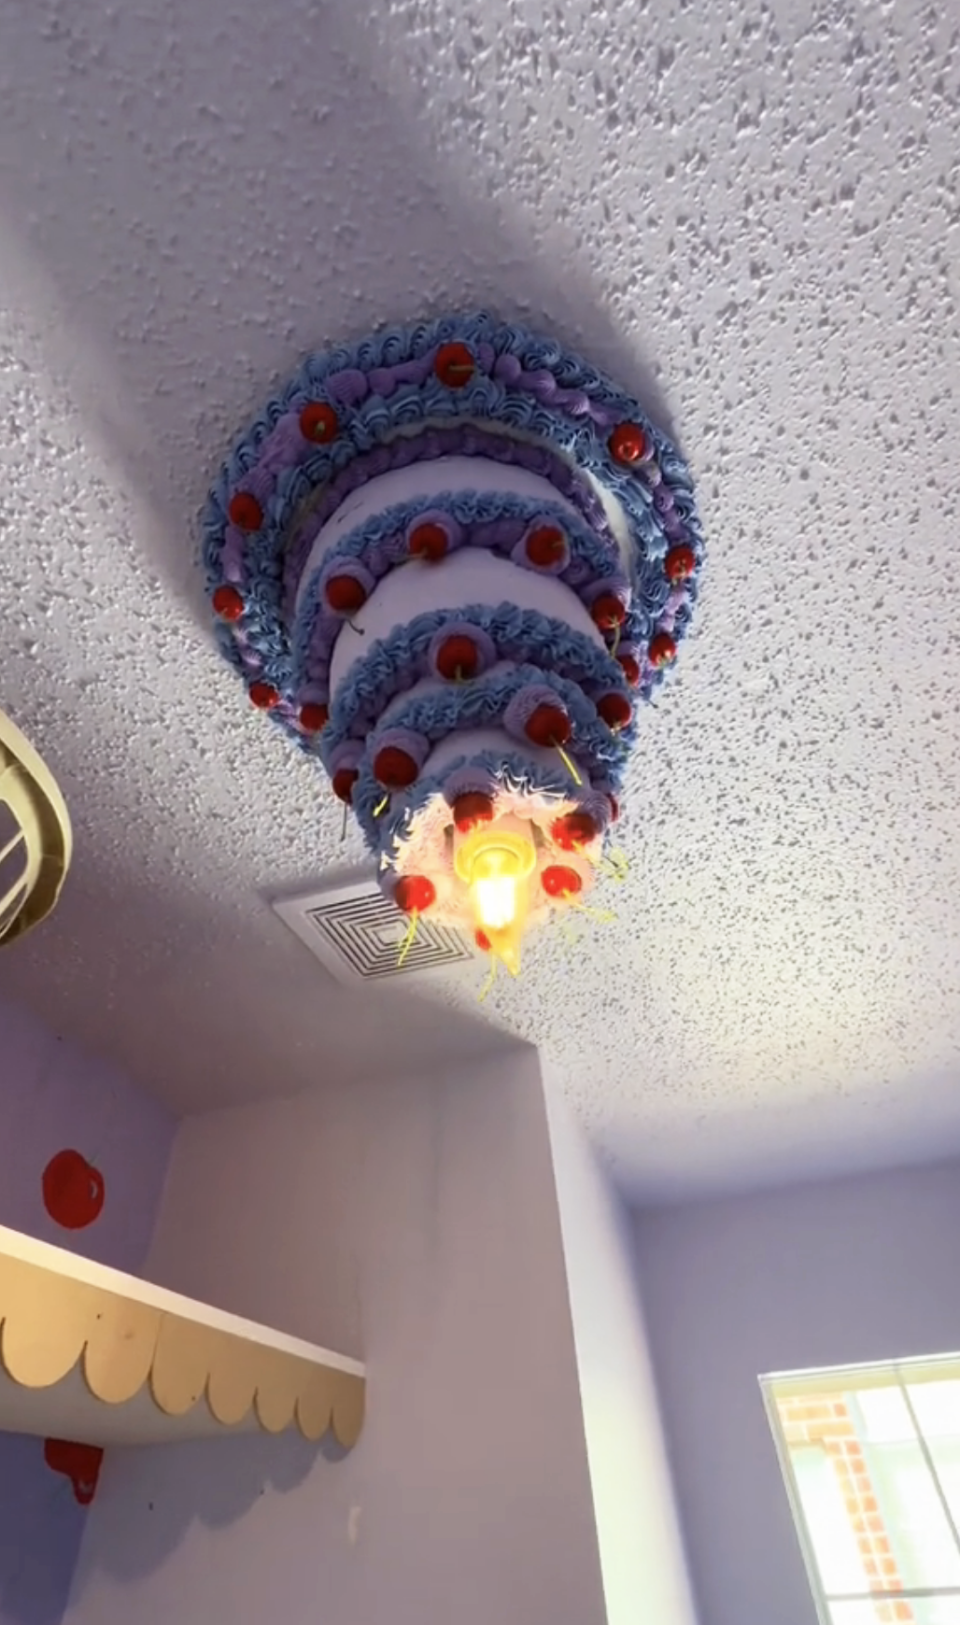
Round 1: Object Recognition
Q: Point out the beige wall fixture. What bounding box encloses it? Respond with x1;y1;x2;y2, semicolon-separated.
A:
0;1224;365;1449
0;707;72;945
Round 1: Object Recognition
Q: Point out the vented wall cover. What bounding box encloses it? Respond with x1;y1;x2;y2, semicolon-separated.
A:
271;877;475;986
0;708;72;946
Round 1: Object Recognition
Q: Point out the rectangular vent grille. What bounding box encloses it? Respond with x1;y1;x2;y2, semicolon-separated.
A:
272;880;474;986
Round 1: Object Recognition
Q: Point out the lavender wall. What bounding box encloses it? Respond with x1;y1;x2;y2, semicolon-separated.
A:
544;1086;698;1625
64;1048;608;1625
634;1161;960;1625
0;990;176;1625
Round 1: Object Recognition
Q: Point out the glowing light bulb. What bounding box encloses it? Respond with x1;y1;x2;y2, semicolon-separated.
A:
471;850;522;932
454;817;537;976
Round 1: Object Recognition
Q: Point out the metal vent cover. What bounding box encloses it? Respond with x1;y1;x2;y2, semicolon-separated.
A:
272;877;475;986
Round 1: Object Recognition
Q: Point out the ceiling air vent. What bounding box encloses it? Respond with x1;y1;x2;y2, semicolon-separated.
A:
271;877;475;986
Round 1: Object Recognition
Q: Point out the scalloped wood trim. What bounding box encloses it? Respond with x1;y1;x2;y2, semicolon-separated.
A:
0;1230;364;1447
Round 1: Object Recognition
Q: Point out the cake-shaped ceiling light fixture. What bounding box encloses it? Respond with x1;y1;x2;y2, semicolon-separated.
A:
203;314;703;974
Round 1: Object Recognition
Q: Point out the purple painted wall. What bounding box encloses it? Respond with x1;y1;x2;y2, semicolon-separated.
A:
633;1161;960;1625
544;1086;698;1625
64;1049;608;1625
0;990;176;1625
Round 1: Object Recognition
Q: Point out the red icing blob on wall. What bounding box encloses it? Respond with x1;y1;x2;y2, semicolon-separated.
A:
42;1150;105;1231
43;1439;104;1505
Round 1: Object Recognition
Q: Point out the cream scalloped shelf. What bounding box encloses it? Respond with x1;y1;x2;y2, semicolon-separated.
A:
0;1224;365;1449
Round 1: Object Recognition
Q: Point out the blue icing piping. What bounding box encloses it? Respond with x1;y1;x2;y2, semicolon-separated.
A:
291;491;630;686
361;749;608;859
202;311;703;601
323;604;632;754
348;663;632;846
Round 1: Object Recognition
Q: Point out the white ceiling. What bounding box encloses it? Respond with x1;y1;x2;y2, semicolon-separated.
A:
2;0;959;1201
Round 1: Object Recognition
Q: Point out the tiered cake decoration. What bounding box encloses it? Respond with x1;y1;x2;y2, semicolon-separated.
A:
203;313;703;973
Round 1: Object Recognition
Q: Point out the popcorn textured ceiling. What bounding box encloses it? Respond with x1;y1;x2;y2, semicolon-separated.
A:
1;0;959;1199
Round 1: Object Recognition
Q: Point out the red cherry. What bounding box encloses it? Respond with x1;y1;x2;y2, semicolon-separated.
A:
395;874;436;914
436;635;480;680
42;1150;105;1231
617;653;641;687
227;492;264;531
373;746;419;789
551;811;598;851
525;703;572;749
332;768;357;803
452;792;495;833
44;1440;104;1507
299;402;339;444
541;864;583;899
212;584;244;622
590;593;627;632
250;681;280;710
409;522;449;562
649;631;678;668
525;526;567;567
434;342;475;388
299;702;328;732
475;929;491;952
664;543;696;583
608;422;647;466
598;692;633;731
324;574;368;614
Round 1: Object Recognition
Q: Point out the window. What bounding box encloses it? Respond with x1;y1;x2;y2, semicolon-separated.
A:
761;1355;960;1625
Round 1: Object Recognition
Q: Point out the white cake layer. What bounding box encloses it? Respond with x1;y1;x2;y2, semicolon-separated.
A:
421;726;566;783
295;454;584;615
330;549;604;704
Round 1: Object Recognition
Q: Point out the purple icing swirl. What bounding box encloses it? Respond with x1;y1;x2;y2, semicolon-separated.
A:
492;353;619;426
